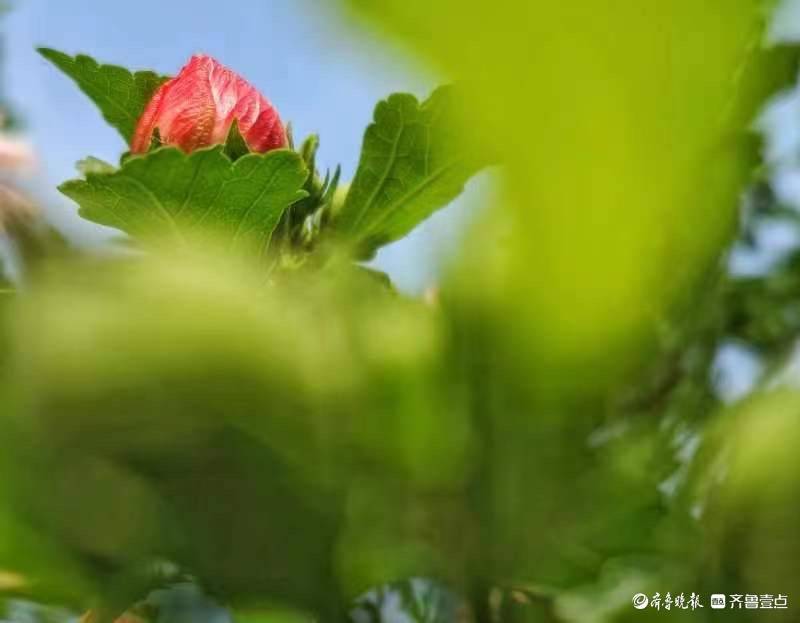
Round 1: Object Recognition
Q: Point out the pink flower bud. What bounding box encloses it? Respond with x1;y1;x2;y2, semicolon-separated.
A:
131;55;287;155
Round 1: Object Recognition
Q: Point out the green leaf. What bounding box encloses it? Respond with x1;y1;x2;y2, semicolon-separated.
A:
335;86;484;257
298;134;319;167
59;147;309;255
38;48;168;144
224;120;251;162
76;156;116;176
235;608;314;623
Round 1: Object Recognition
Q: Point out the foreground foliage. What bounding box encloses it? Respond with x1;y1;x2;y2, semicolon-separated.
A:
0;2;799;622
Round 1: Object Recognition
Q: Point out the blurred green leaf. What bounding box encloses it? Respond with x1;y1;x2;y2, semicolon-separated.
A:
335;87;484;257
37;48;168;144
345;0;799;371
0;507;96;607
0;248;477;615
235;607;313;623
59;146;308;254
694;390;800;601
339;0;800;604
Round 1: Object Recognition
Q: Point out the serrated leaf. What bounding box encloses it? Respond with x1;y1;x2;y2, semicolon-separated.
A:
59;147;309;255
335;86;484;257
38;48;168;144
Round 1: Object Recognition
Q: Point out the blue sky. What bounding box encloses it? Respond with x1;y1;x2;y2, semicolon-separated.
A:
3;0;484;291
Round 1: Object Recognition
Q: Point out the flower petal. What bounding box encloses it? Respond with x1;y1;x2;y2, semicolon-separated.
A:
131;54;286;154
131;80;168;153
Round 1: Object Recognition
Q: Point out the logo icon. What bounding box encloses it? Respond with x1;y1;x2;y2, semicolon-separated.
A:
632;593;649;609
710;594;726;609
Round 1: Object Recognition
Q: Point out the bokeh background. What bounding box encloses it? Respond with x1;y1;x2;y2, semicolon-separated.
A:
2;1;800;622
